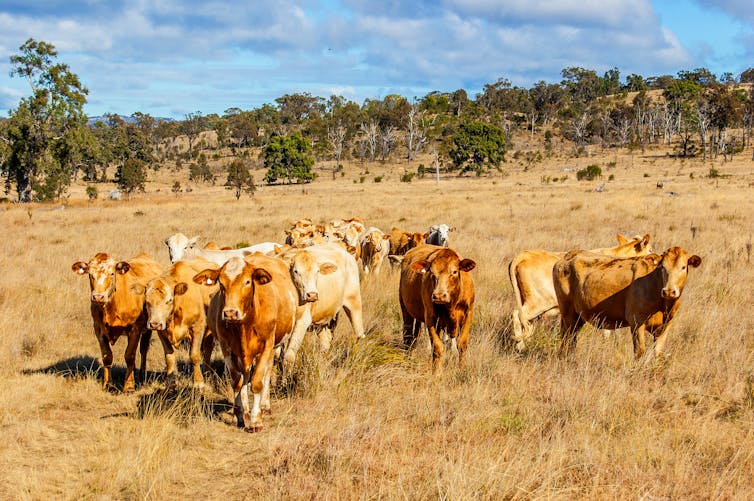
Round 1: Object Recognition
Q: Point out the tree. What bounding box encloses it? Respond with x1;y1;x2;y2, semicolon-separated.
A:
189;153;215;184
327;125;347;179
449;122;506;175
116;158;147;195
179;111;204;158
2;38;88;202
225;159;256;199
262;133;314;184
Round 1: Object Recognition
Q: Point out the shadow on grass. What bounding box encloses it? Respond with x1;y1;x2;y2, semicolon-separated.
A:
136;383;234;424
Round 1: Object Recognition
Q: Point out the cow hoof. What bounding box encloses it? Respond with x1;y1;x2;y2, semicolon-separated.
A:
245;425;263;433
123;384;135;393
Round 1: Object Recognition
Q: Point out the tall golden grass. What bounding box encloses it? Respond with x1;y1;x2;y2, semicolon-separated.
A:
1;145;752;499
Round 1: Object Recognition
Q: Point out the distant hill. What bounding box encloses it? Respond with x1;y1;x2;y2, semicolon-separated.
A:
86;115;174;126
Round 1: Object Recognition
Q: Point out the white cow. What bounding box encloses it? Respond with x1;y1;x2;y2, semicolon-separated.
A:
164;232;277;265
279;243;365;372
425;224;454;247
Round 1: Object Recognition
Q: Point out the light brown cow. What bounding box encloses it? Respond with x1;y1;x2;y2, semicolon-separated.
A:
508;234;653;350
389;227;427;256
193;254;298;432
553;247;701;359
279;243;365;372
399;244;476;373
360;227;391;275
143;258;218;387
71;253;162;391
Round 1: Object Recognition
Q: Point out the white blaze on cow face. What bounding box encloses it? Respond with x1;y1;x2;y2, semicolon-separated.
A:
659;247;702;299
80;253;118;304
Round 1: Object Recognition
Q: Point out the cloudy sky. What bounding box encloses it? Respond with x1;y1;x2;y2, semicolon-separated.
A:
0;1;751;119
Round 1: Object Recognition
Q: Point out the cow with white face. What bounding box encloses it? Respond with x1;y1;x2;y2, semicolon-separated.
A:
425;224;454;247
279;243;365;372
165;232;277;265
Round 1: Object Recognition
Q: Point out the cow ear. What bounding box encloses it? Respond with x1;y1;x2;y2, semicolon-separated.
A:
459;259;476;272
643;255;661;266
388;255;404;266
115;262;131;274
638;234;651;250
423;232;430;239
346;245;357;255
71;262;89;275
383;234;391;240
193;269;219;286
616;234;628;244
688;255;702;268
252;268;272;285
188;236;199;248
319;262;338;275
450;226;456;232
130;284;145;295
411;260;430;273
174;282;189;296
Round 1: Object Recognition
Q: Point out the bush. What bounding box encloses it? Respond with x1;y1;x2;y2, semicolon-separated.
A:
374;176;383;183
116;158;147;194
85;185;98;200
400;172;415;183
417;164;426;178
576;164;602;181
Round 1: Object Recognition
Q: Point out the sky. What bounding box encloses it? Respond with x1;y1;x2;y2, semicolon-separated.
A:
0;0;751;120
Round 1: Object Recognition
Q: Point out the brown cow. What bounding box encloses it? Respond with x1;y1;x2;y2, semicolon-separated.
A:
399;244;476;373
553;247;701;359
193;254;298;432
360;227;391;274
509;234;653;350
71;253;162;391
389;227;427;256
143;258;218;387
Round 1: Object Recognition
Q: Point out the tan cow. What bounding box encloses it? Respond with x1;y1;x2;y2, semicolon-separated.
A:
389;227;427;256
508;234;653;350
143;258;218;387
193;254;298;432
165;232;277;264
553;247;701;359
360;227;391;275
279;243;365;372
399;244;476;373
71;253;162;391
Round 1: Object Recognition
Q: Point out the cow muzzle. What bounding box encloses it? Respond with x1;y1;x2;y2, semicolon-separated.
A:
91;292;108;304
431;292;450;304
305;291;319;302
222;308;244;322
661;287;680;299
148;320;166;331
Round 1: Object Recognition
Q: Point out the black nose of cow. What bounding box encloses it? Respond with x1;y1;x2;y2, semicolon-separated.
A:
661;288;679;299
223;309;241;321
305;292;319;302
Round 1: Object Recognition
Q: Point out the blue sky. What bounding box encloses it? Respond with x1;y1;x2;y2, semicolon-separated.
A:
0;0;751;119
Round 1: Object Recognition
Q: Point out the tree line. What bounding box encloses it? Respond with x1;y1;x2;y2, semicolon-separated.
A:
2;38;754;202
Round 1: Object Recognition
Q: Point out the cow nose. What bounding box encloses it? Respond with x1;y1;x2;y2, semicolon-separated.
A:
431;292;449;304
149;321;164;330
305;291;319;302
223;309;241;321
91;293;106;303
661;288;679;299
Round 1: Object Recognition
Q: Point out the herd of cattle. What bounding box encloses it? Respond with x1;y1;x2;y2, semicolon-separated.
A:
71;217;701;432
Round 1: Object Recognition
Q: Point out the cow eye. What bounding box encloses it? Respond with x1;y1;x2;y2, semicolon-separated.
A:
167;297;173;303
245;279;251;287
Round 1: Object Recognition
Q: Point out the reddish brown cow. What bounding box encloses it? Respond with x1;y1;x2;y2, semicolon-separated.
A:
193;254;298;432
399;245;476;373
389;227;427;256
71;253;162;391
553;247;701;359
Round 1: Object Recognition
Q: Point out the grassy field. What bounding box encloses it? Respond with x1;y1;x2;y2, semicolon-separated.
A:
1;144;753;499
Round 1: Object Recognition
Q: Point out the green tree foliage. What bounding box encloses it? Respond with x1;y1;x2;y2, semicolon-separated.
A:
116;158;147;195
577;164;602;180
225;159;256;199
2;38;88;201
449;122;506;175
262;133;314;184
189;154;215;184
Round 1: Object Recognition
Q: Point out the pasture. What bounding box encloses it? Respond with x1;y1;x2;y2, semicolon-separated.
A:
1;148;753;499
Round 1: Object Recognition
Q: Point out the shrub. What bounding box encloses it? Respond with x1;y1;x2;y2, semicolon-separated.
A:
85;185;98;200
400;172;415;183
374;176;383;183
576;164;602;181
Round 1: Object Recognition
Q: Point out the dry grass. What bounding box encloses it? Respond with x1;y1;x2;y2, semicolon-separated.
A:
1;143;753;499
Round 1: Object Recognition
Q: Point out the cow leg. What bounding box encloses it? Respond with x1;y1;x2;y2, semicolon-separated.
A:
400;296;418;349
201;331;215;374
248;337;276;432
558;312;583;358
188;322;207;387
123;329;141;392
631;325;647;359
342;293;365;340
260;358;274;415
139;329;152;384
426;316;445;374
95;332;114;390
318;326;333;352
157;332;178;382
651;325;671;358
456;310;474;367
237;368;251;430
283;309;311;377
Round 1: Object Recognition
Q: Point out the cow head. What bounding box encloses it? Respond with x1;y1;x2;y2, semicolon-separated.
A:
284;250;337;303
165;232;199;263
427;224;452;247
193;257;271;323
145;276;188;331
72;253;132;304
655;247;701;299
411;250;476;305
